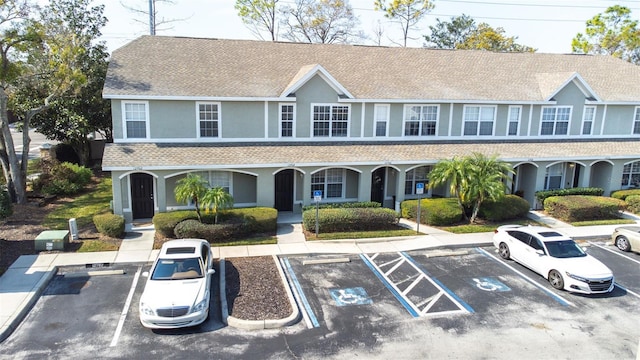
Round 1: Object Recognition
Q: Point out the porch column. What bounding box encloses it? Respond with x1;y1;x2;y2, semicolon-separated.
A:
358;169;372;202
395;169;407;212
256;170;275;208
534;164;548;209
580;165;591;188
111;172;124;216
302;169;313;207
156;175;166;212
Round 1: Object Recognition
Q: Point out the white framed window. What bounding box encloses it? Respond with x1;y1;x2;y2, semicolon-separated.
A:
197;102;220;138
374;104;390;137
195;170;231;193
633;107;640;135
582;106;596;135
403;105;438;136
122;101;149;139
540;106;571;135
508;106;521;136
405;166;431;195
622;161;640;188
463;105;495;136
312;104;349;137
311;169;344;199
280;103;295;137
544;163;564;190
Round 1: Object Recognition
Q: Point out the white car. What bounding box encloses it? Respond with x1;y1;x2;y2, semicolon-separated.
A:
611;226;640;253
493;225;614;294
139;239;215;329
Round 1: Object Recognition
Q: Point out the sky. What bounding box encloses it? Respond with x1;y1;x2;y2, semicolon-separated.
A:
98;0;640;54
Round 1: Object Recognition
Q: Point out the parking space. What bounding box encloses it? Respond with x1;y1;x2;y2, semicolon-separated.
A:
587;241;640;297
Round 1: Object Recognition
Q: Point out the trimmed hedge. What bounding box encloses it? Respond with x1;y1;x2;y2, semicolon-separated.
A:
174;219;248;243
543;195;626;222
302;207;399;233
535;187;603;204
611;189;640;201
626;195;640;214
153;207;277;239
479;195;530;221
0;187;11;219
302;201;381;212
401;198;463;226
33;162;93;196
93;213;125;238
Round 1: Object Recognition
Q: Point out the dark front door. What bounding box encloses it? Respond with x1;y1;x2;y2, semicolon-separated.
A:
275;170;294;211
371;168;385;205
131;173;154;219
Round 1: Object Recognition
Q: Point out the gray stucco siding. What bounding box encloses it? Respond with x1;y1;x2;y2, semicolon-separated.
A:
602;106;635;135
149;101;195;139
233;172;257;203
551;82;587;135
295;75;343;138
111;100;123;139
222;102;264;138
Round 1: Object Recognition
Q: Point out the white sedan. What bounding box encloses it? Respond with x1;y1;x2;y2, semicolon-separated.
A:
493;225;614;294
139;239;216;329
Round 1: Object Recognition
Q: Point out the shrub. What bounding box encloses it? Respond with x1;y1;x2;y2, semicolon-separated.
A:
611;189;640;201
302;207;398;233
302;201;381;212
535;187;603;204
93;213;125;238
33;162;93;196
154;207;277;239
0;187;12;219
543;195;625;222
401;198;463;226
174;219;248;243
479;195;530;221
625;195;640;214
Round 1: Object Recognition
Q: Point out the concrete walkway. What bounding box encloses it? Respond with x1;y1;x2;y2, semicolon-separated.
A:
1;211;637;342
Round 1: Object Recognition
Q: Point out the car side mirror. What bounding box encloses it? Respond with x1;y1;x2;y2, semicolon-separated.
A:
535;249;544;256
142;271;149;277
207;269;216;275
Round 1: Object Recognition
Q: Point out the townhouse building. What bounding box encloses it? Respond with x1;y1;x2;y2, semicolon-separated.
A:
102;36;640;222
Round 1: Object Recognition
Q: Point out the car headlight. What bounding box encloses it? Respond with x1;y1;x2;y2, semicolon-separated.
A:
139;302;155;316
191;298;208;313
565;272;588;283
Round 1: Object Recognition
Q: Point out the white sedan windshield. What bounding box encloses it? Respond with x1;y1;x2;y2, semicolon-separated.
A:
151;257;203;280
544;240;586;258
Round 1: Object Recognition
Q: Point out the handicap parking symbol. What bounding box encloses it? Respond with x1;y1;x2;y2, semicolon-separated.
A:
329;287;373;306
466;277;511;292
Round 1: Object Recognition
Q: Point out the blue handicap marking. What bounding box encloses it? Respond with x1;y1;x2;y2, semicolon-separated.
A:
329;287;373;306
467;277;511;292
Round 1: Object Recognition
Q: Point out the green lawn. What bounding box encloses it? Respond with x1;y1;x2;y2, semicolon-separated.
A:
306;227;420;240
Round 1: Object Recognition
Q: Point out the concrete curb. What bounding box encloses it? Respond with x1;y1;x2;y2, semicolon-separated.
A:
0;266;57;343
219;258;229;326
223;255;300;330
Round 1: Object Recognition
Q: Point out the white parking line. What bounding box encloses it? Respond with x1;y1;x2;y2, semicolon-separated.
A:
588;242;640;266
110;266;142;347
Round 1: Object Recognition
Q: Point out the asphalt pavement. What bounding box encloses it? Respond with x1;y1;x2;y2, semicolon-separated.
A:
0;210;636;342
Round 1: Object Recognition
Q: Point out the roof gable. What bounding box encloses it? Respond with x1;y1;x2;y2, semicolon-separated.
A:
537;72;601;101
281;64;353;98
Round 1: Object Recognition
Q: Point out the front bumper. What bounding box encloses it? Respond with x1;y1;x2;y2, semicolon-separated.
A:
565;276;614;294
139;308;209;329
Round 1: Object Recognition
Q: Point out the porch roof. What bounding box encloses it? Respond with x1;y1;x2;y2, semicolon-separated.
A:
102;140;640;171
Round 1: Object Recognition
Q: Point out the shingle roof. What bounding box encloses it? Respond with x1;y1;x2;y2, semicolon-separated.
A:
102;140;640;170
103;36;640;102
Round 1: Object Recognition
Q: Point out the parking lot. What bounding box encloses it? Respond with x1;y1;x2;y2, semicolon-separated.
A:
1;239;639;359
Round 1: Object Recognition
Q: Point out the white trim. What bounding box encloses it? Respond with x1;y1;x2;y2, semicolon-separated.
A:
545;73;601;102
360;102;366;138
339;98;557;105
310;165;363;174
195;101;221;139
118;170;159;180
310;103;351;138
632;107;640;135
448;103;453;136
586;101;640;105
589;159;614;166
105;94;296;102
264;101;269;139
122;101;150;139
373;104;390;137
462;104;497;136
402;104;439;137
600;104;607;136
310;168;347;199
280;64;353;98
164;169;259;179
527;104;533;136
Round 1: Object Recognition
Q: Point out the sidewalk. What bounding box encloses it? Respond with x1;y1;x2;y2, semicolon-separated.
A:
0;211;635;342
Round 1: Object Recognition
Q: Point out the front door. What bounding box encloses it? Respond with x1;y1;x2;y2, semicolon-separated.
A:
275;169;294;211
131;173;154;219
371;168;385;205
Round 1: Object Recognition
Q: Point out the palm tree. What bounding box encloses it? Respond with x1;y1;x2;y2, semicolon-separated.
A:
200;186;234;224
174;173;208;222
428;156;469;220
463;153;514;223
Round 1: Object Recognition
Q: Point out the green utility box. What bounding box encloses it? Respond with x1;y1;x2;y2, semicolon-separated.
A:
35;230;69;251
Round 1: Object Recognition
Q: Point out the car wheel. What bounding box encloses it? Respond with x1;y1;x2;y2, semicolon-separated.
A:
498;242;510;260
548;270;564;290
615;235;632;252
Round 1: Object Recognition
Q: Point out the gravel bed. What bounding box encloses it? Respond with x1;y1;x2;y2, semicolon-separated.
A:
225;256;293;321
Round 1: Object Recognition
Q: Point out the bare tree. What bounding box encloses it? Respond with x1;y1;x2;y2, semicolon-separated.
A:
235;0;280;41
280;0;364;44
374;0;434;47
120;0;189;35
